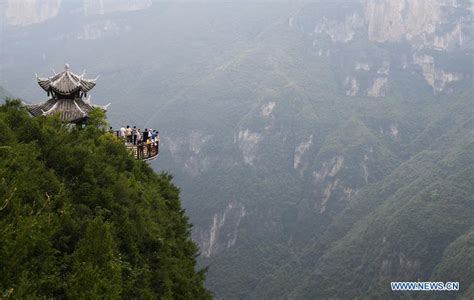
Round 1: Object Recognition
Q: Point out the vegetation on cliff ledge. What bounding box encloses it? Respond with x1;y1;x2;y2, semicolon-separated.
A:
0;100;211;299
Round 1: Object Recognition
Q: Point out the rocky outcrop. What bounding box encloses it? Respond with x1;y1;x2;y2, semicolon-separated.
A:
166;131;213;177
364;0;472;51
313;156;345;184
320;179;340;213
294;135;313;170
5;0;62;26
432;23;463;50
237;129;260;165
5;0;152;26
260;101;275;117
365;0;440;43
413;53;462;92
307;0;470;51
345;76;360;96
197;201;246;257
82;0;152;16
367;77;388;97
305;0;472;95
313;13;364;43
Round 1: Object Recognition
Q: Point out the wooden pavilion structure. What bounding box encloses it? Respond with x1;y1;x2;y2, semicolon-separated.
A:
27;64;158;161
27;64;109;124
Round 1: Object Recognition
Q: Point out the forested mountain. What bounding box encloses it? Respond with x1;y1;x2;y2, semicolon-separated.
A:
0;101;211;299
1;0;473;298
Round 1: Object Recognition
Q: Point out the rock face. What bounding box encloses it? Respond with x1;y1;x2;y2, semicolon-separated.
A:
362;0;471;92
365;0;440;43
4;0;152;26
304;0;472;96
5;0;62;26
260;101;275;117
307;0;471;49
237;129;260;166
83;0;152;16
166;132;213;177
345;76;359;96
197;201;246;257
367;77;388;97
364;0;470;50
313;12;364;43
413;53;462;93
294;135;313;170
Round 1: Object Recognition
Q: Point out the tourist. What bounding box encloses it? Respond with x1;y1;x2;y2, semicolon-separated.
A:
132;126;138;145
137;128;142;144
115;126;159;159
146;137;152;157
120;127;126;140
143;128;149;143
138;140;144;158
126;125;132;143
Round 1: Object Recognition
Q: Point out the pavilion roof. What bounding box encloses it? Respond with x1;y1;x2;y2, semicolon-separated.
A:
27;97;109;124
37;64;97;96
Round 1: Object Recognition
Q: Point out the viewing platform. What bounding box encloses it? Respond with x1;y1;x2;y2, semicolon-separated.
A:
113;131;159;161
26;64;160;162
125;143;159;161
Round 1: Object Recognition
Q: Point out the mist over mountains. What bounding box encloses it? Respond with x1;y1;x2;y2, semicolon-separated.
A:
2;0;473;298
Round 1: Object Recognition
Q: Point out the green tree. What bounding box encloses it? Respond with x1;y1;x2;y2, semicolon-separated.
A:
0;100;211;299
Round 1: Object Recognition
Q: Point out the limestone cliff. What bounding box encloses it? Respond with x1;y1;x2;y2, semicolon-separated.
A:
82;0;152;16
302;0;472;95
4;0;152;26
364;0;470;50
5;0;62;26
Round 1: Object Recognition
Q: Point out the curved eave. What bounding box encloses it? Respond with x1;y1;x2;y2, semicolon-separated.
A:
37;78;51;92
50;85;80;95
37;71;97;95
26;98;99;124
79;79;96;93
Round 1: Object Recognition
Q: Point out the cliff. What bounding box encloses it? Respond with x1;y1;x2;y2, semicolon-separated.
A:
4;0;152;26
1;0;473;298
0;100;211;299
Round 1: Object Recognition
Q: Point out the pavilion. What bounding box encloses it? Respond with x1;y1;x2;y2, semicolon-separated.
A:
26;64;158;161
27;64;109;124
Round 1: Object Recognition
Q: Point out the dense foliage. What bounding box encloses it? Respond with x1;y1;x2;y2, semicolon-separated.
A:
1;1;473;298
0;100;211;299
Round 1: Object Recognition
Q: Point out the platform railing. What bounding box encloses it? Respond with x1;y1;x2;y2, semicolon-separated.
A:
113;130;159;161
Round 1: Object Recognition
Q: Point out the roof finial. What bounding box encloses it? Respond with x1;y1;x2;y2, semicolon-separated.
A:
65;63;70;71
